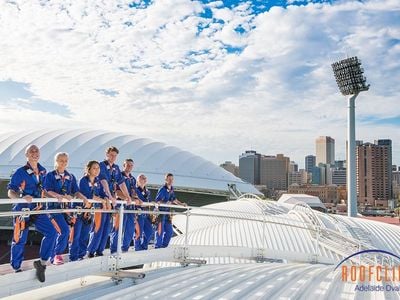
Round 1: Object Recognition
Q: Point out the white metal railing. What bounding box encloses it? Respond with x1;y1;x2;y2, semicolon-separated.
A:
0;196;399;297
288;203;379;265
0;197;396;271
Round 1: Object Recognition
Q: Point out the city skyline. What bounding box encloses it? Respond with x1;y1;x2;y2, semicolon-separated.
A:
0;0;399;169
227;138;395;207
222;136;398;170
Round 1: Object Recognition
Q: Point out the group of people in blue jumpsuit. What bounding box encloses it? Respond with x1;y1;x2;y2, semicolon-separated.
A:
7;144;186;282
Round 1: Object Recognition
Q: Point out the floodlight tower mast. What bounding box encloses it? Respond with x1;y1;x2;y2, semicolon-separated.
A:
331;57;369;217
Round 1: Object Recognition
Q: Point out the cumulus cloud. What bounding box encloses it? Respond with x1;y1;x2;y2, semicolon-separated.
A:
0;0;399;167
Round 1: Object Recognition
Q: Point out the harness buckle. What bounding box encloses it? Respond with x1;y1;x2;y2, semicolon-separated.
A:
75;206;82;216
20;208;31;219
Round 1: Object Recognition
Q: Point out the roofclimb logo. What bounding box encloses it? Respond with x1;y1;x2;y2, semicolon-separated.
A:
335;249;400;292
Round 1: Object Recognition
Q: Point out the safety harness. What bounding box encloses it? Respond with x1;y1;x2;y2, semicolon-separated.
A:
14;164;45;243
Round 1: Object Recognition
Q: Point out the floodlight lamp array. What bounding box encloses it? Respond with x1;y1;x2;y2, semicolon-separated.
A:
331;56;370;96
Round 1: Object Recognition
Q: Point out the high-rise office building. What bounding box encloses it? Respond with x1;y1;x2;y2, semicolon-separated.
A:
376;139;393;199
305;155;316;174
311;166;322;185
289;161;298;173
312;164;329;185
316;136;335;166
356;140;392;208
335;160;346;169
393;166;400;201
260;154;290;190
288;169;308;186
332;169;347;186
239;151;261;185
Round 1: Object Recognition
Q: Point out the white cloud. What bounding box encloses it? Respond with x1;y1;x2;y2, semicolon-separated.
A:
0;0;399;169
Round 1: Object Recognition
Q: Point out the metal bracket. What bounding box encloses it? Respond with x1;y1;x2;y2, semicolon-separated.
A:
255;248;264;263
174;246;185;260
76;206;82;216
310;254;319;264
100;270;145;285
174;246;206;266
179;258;207;267
80;277;87;287
107;255;118;272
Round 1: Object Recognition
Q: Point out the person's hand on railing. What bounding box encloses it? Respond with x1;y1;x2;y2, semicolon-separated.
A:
110;196;116;208
92;195;102;203
126;195;132;206
172;199;187;207
56;195;64;202
134;197;143;206
105;198;112;210
84;201;91;209
64;195;73;201
23;195;33;203
82;196;89;208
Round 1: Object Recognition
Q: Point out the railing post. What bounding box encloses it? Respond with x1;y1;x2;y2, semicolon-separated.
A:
116;204;124;269
184;208;190;259
314;225;319;264
262;214;266;251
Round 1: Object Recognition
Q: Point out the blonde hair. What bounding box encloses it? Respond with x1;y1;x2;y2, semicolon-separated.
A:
137;173;147;181
54;152;69;169
25;144;39;155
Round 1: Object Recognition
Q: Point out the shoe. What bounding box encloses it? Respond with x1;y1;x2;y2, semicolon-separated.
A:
33;260;46;283
96;252;103;257
15;269;22;273
88;253;95;258
53;255;64;265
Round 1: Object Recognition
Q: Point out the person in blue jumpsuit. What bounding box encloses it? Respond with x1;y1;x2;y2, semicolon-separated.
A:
98;146;131;256
43;152;87;265
155;173;186;248
135;174;153;251
111;158;140;253
79;161;109;259
7;144;57;282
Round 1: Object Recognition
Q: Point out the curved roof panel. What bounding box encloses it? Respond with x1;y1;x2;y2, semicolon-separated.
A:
172;197;400;265
0;129;260;195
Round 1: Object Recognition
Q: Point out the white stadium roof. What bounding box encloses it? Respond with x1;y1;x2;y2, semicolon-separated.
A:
1;195;400;299
171;196;400;265
0;129;260;195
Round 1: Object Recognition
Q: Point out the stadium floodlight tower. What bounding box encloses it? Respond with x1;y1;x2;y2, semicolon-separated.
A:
331;56;369;217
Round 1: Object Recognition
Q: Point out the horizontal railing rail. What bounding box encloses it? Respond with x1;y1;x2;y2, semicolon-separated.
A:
0;197;394;270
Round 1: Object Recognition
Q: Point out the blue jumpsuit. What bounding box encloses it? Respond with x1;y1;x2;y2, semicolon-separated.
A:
135;186;153;251
97;160;124;254
110;172;136;253
7;163;57;271
43;170;79;260
155;185;176;248
82;176;109;257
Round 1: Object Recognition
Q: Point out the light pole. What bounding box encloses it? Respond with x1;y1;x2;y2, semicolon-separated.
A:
331;57;369;217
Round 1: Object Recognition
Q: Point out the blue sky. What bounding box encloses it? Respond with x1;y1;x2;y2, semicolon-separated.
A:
0;80;71;117
0;0;399;168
